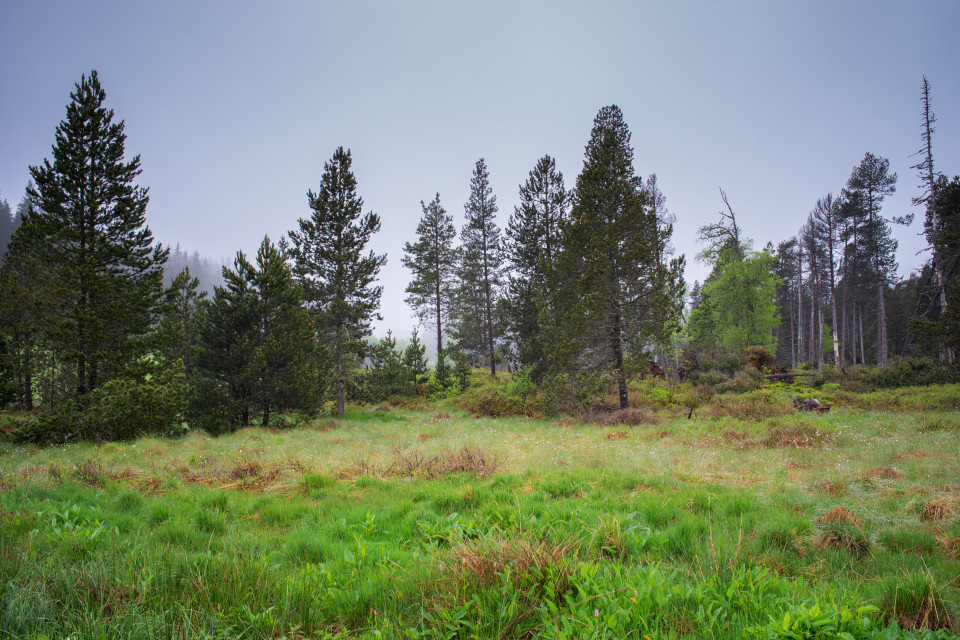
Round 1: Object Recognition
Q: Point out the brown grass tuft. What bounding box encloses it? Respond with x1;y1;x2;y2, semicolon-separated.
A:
340;446;502;480
821;480;847;496
73;460;106;486
814;526;871;559
868;466;902;480
816;507;861;526
762;424;835;448
920;499;956;522
605;430;628;440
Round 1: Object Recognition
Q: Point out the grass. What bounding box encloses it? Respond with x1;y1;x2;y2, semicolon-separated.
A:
0;384;959;638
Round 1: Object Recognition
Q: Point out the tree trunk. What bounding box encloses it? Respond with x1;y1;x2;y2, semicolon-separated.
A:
797;244;804;365
859;309;866;365
612;310;628;410
877;281;888;367
336;332;345;418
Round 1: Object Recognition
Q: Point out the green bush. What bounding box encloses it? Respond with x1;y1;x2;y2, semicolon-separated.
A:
10;360;188;444
457;373;544;417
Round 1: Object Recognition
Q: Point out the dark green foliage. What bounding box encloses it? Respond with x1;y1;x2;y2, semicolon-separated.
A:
290;147;386;418
156;266;207;381
503;155;567;380
547;105;685;410
10;359;186;443
24;70;168;404
366;331;413;401
195;237;316;430
402;193;458;382
402;328;429;386
0;194;14;264
454;159;503;375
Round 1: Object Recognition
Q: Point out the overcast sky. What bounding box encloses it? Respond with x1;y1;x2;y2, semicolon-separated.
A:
2;1;959;337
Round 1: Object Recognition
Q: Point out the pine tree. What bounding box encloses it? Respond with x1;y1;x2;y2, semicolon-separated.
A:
810;194;843;366
846;152;898;367
289;147;385;418
402;193;458;383
550;105;684;410
0;194;14;264
156;266;208;381
402;328;428;385
456;158;503;376
503;155;568;378
25;70;167;405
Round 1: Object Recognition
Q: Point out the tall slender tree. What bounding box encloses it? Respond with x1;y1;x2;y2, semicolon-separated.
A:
846;152;898;367
289;147;386;418
402;193;458;380
912;77;954;362
26;70;167;405
456;158;503;376
503;154;568;378
811;194;843;366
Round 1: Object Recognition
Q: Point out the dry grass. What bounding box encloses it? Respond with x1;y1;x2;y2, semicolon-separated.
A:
814;525;871;559
704;391;794;422
589;407;660;426
867;466;902;480
762;424;835;448
920;499;956;522
815;506;861;526
339;446;502;480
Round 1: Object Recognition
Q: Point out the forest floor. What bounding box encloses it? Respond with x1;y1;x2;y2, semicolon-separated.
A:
1;384;959;638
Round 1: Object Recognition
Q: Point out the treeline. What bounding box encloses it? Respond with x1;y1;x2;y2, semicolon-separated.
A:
0;70;956;443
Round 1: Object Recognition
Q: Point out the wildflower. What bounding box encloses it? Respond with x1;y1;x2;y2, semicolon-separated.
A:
594;609;599;617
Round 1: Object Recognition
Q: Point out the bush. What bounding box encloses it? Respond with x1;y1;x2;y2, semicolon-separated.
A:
744;345;777;373
704;389;794;422
717;368;765;394
457;374;543;417
11;360;188;444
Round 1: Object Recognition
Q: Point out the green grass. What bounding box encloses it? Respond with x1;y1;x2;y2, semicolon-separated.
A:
1;385;959;638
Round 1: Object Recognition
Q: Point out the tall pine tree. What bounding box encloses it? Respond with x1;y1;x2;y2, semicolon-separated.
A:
455;158;503;376
402;193;458;381
550;105;684;410
25;70;167;405
289;147;385;418
504;154;568;379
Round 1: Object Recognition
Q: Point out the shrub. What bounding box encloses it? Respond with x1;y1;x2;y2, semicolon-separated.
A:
10;360;187;444
744;345;777;373
458;374;543;417
718;368;765;394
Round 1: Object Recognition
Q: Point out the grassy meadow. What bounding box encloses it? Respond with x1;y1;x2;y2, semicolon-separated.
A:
1;380;959;639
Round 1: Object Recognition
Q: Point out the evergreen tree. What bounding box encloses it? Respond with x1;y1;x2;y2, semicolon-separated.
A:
401;193;458;383
402;328;429;385
25;70;167;405
549;105;684;410
196;237;315;429
455;158;503;376
0;194;14;264
289;147;385;418
156;266;207;381
845;152;898;367
196;251;259;428
503;155;568;379
367;330;411;400
810;194;843;366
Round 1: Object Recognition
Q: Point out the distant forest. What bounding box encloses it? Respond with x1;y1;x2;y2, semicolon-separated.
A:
0;70;956;443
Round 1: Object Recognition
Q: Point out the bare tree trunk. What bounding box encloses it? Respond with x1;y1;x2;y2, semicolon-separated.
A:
859;308;866;365
612;310;628;410
336;328;345;418
877;281;888;367
797;241;804;365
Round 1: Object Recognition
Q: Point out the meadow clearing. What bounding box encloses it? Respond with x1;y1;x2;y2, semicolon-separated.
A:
1;382;959;639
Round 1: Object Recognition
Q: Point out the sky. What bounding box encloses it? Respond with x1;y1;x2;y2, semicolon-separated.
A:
2;0;959;337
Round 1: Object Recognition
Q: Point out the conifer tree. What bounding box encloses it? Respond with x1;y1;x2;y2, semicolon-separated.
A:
402;193;458;382
845;152;898;367
0;194;13;264
156;266;207;381
456;158;503;376
504;155;567;378
403;328;429;385
550;105;684;409
25;70;167;404
289;147;385;418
